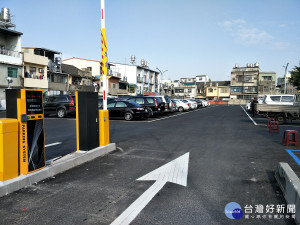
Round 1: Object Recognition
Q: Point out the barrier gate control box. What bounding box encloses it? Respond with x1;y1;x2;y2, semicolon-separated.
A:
76;92;99;151
6;89;46;174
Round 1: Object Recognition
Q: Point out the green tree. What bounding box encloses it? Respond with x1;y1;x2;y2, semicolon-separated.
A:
289;64;300;90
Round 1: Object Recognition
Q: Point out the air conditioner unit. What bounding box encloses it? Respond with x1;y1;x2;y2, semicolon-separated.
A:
38;68;44;73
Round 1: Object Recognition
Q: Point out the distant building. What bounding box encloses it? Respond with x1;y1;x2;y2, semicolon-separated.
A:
110;63;160;96
206;81;230;101
277;72;298;95
22;47;48;91
0;8;23;103
258;72;276;96
161;79;174;96
63;57;128;96
61;64;94;93
230;63;259;100
174;77;197;99
195;75;210;99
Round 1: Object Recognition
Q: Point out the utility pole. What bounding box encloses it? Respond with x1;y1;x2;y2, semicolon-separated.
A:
101;0;108;109
284;62;289;94
156;68;168;95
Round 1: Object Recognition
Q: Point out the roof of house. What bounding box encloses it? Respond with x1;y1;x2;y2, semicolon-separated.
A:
22;47;61;54
0;27;23;35
61;63;91;78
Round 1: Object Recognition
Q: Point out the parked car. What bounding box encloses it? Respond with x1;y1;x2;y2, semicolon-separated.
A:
170;99;177;112
107;100;148;121
184;99;197;109
98;97;119;109
180;100;192;110
155;95;173;113
173;99;190;112
199;100;209;107
44;95;76;118
191;99;203;108
127;96;162;117
246;101;251;111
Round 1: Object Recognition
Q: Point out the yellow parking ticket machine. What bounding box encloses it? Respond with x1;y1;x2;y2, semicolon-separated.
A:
6;89;46;175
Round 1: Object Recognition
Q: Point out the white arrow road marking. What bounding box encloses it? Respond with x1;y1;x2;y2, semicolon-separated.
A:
110;152;189;225
45;142;62;147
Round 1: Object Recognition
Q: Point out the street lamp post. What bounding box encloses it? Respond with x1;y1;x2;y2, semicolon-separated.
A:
283;62;289;94
156;68;168;95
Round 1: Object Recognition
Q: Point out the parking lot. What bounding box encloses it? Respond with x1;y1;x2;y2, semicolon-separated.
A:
1;105;300;224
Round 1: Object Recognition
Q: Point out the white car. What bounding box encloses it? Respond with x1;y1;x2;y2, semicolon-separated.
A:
201;100;210;107
184;99;197;109
245;101;251;111
173;99;189;112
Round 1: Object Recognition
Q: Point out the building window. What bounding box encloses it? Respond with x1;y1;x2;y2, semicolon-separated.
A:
30;67;36;75
112;84;116;89
8;67;18;78
220;88;228;93
188;89;192;93
244;76;253;82
87;67;92;72
175;89;184;93
208;88;213;93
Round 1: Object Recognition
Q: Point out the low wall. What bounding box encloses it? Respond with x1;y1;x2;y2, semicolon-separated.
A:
209;101;228;105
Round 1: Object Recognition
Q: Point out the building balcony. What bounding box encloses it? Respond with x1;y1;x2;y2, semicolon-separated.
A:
0;48;22;66
24;77;48;89
23;52;48;66
108;70;121;78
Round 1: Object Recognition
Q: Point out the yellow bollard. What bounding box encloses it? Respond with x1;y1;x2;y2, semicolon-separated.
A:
0;119;19;181
99;110;110;146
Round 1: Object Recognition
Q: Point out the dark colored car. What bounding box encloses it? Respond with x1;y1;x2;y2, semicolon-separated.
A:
44;95;76;118
127;96;162;117
107;100;148;121
98;97;119;109
155;95;173;113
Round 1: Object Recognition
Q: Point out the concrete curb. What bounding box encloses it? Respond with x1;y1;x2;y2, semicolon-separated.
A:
0;143;116;197
275;162;300;224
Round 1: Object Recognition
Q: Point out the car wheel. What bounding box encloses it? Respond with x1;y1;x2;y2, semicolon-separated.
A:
146;107;153;118
275;114;286;125
124;112;133;121
178;107;184;112
57;108;66;118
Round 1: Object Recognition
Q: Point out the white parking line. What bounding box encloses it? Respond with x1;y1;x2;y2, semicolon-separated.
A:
240;105;257;126
45;142;62;147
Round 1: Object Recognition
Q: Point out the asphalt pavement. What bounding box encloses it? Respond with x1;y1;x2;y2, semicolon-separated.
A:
0;105;299;224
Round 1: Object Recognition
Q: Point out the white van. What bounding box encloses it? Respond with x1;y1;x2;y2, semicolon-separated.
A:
263;94;297;105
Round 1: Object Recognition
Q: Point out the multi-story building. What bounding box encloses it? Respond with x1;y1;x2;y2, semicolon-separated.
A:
0;8;23;105
195;74;210;99
174;77;197;99
160;79;174;96
110;62;160;96
22;47;48;91
23;47;66;95
63;57;127;96
205;81;230;101
258;72;276;97
61;64;94;93
277;73;298;95
230;63;259;100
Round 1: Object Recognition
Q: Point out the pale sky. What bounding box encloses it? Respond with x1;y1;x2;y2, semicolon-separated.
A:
2;0;300;81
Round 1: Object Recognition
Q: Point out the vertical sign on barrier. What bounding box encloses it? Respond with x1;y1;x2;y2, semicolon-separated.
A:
6;89;46;175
